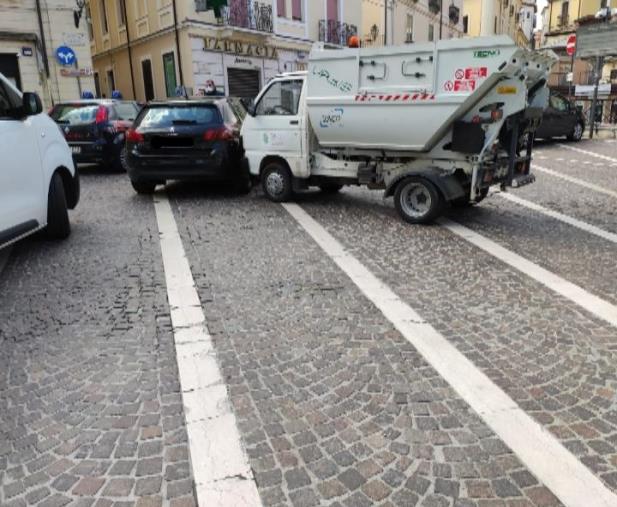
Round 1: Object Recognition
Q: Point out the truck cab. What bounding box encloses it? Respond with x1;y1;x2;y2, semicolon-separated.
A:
242;73;308;195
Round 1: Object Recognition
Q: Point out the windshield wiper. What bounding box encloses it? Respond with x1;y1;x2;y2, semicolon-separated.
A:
171;119;196;125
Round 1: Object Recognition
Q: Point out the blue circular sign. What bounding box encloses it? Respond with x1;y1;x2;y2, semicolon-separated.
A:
55;46;76;66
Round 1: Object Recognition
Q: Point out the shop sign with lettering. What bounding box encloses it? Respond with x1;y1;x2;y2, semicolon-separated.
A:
204;37;278;59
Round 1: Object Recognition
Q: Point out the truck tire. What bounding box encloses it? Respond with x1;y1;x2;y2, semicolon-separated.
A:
131;180;157;194
394;176;443;224
262;162;293;202
46;172;71;239
319;184;343;194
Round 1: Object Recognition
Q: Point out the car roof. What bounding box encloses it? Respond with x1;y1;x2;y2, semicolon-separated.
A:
53;99;136;106
145;98;227;106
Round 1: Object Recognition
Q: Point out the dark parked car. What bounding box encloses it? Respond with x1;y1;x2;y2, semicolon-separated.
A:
535;93;585;142
49;100;140;171
125;99;250;194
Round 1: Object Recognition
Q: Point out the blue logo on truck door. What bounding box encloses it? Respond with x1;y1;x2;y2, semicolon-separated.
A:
320;108;344;128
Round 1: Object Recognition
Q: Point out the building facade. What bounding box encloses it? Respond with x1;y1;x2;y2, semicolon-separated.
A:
87;0;361;101
462;0;536;47
0;0;95;108
362;0;464;47
541;0;616;123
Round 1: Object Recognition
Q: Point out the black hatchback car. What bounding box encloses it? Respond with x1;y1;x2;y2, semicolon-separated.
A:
49;100;141;171
535;92;586;142
125;99;250;194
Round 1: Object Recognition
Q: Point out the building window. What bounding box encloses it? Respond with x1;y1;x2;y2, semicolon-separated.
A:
428;24;434;41
406;14;414;43
600;0;607;8
136;0;147;18
163;52;177;97
100;1;109;34
117;0;126;26
463;15;468;33
277;0;286;17
86;5;94;41
94;72;101;97
560;1;569;25
292;0;302;21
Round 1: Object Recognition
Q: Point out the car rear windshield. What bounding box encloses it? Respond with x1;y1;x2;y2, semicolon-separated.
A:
50;104;99;125
137;105;221;128
114;102;139;121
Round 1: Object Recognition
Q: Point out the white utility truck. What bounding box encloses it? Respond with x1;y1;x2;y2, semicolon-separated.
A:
240;36;556;223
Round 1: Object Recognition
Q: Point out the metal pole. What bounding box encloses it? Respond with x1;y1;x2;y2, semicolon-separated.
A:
439;0;443;40
384;0;387;45
568;52;574;101
589;56;603;139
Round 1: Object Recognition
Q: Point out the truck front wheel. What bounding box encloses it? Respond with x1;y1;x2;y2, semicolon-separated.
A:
394;177;443;224
262;163;293;202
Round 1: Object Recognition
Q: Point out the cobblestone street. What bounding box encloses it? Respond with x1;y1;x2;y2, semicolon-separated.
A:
1;139;617;506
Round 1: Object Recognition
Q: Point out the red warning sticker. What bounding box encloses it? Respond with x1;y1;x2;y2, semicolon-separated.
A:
454;80;476;92
444;80;454;91
465;67;488;79
454;68;465;79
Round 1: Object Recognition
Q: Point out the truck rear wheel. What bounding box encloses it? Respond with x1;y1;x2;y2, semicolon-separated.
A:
394;177;443;224
262;163;293;202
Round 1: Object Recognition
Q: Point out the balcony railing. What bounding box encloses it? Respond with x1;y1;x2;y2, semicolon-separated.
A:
318;19;358;46
220;1;273;33
548;71;602;87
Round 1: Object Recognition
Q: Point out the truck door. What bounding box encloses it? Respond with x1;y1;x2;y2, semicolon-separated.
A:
242;78;305;176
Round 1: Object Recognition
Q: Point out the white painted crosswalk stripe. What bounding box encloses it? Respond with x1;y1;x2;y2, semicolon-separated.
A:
493;191;617;244
284;202;617;507
558;143;617;164
154;193;262;507
533;165;617;198
439;218;617;328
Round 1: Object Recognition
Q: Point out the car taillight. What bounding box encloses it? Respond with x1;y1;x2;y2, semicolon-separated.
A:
95;105;109;124
126;128;144;143
203;126;234;141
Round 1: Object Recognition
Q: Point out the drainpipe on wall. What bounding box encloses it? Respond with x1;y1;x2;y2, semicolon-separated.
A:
122;0;137;99
172;0;185;93
34;0;50;77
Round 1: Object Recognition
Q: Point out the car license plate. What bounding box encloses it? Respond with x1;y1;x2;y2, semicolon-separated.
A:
71;146;81;154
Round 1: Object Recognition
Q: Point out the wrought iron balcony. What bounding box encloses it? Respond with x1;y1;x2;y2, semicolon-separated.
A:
449;5;460;24
318;19;358;46
220;1;273;33
428;0;441;15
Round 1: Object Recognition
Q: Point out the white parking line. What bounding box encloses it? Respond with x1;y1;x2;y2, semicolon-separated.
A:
558;143;617;164
534;164;617;199
283;203;617;507
439;218;617;328
494;191;617;244
154;193;262;507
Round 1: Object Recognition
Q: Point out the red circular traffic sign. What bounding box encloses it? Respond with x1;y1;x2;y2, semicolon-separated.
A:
566;34;576;56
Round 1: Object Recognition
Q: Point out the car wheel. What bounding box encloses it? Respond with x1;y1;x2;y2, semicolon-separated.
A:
46;172;71;239
567;122;584;142
319;184;343;194
118;145;129;172
131;180;157;194
262;162;293;202
394;176;443;224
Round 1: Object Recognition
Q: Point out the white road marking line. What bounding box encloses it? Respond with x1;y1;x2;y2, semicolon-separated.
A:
558;143;617;164
534;164;617;199
439;217;617;328
493;191;617;244
283;203;617;507
154;193;262;507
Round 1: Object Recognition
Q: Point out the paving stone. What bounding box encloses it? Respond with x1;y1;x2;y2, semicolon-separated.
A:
101;478;134;497
285;468;311;490
338;468;366;491
72;477;105;496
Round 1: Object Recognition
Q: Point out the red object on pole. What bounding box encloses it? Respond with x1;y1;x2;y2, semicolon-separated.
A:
566;34;576;56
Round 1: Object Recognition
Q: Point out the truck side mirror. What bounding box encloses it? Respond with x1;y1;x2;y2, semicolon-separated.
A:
22;92;42;116
240;97;256;117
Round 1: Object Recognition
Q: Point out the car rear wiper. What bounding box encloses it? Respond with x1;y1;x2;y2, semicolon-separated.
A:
171;119;197;125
